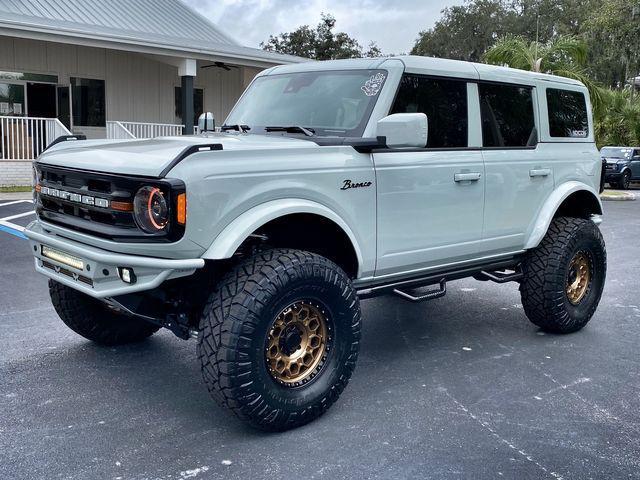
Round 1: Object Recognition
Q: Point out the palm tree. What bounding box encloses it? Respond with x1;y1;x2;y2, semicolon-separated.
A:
484;35;603;109
593;88;640;147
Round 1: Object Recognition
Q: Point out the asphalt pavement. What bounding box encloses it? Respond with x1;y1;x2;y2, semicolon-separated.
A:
1;195;640;480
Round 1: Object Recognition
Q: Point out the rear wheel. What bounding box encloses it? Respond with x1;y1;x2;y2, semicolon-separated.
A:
197;249;361;431
49;280;159;345
520;217;606;333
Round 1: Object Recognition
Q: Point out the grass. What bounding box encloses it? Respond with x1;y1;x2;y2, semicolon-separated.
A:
0;186;32;193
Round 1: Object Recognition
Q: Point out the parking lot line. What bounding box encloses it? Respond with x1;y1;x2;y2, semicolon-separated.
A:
0;222;27;239
0;211;36;222
0;199;32;207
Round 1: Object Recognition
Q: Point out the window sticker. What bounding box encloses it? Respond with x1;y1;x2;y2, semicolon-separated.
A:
361;73;386;96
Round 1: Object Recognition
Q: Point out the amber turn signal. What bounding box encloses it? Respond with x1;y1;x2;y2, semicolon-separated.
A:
111;200;134;212
177;193;186;225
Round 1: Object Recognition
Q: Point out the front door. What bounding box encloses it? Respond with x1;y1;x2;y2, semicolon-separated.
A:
374;74;485;277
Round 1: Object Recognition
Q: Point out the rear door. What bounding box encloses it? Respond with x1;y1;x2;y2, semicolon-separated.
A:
373;74;485;277
480;82;554;254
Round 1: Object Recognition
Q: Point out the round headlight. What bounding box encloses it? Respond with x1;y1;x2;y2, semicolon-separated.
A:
133;186;169;233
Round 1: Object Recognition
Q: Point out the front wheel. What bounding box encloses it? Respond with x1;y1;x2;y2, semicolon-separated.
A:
49;280;160;345
520;217;606;334
197;249;361;431
619;170;631;190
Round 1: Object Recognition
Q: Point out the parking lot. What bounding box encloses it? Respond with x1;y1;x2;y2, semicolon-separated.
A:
1;194;640;480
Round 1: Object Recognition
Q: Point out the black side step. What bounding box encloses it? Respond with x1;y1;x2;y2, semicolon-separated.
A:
474;269;523;284
393;278;446;302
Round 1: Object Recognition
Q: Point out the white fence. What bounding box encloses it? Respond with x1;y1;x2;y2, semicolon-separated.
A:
107;121;184;140
0;116;72;160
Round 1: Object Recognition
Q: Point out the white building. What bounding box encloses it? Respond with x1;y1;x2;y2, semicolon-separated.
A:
0;0;302;185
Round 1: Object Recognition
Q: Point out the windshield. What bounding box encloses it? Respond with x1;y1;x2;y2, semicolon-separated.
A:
601;147;633;158
225;69;387;137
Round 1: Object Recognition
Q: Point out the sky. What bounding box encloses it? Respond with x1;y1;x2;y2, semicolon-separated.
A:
183;0;465;55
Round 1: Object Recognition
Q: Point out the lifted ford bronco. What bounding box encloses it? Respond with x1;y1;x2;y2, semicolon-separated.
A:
27;56;606;431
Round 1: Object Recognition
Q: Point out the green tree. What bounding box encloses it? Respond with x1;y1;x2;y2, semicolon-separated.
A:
261;14;383;60
484;35;603;107
594;88;640;147
582;0;640;87
411;0;597;61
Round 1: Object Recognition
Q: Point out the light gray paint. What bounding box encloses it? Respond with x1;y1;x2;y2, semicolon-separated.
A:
31;56;603;295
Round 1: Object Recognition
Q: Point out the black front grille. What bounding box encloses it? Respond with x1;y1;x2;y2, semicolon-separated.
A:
35;164;185;243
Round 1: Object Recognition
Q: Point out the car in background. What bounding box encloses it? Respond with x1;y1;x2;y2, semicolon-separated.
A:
601;146;640;189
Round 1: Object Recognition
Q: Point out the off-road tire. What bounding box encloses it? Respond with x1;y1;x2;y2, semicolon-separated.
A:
520;217;606;334
49;280;160;345
197;249;361;431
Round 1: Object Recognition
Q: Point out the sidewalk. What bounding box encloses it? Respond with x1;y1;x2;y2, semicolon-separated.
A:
0;191;32;202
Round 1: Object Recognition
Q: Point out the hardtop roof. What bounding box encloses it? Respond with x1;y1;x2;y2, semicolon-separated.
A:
265;55;585;88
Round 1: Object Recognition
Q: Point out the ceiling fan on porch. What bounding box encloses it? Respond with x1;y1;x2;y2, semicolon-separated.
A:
200;62;238;71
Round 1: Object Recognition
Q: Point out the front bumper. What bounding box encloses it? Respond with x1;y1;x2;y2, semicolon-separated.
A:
605;172;623;182
25;221;205;299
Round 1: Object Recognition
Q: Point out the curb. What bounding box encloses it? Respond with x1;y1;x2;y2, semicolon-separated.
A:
600;191;636;202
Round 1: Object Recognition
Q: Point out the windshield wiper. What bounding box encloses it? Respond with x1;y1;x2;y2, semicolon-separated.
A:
264;125;315;137
221;124;250;133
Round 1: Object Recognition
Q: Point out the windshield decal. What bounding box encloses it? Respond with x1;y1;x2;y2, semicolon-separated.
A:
361;73;386;96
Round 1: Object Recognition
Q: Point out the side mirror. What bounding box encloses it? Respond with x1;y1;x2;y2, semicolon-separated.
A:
198;112;215;132
376;113;428;149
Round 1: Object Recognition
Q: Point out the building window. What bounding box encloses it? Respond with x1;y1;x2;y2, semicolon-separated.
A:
546;88;588;138
390;74;468;148
0;82;25;116
71;78;105;127
174;87;204;126
479;83;536;148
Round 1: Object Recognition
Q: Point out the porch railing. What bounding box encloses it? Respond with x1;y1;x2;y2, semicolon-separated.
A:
106;121;184;139
0;116;72;160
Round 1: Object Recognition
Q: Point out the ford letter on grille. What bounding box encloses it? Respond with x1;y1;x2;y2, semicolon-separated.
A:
40;186;110;208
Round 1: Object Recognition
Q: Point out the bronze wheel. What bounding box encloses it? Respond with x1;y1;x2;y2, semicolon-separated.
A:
566;250;591;305
521;217;606;334
265;301;332;387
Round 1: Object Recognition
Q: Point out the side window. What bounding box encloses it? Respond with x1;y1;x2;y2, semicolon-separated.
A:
479;83;536;148
546;88;588;138
390;75;468;148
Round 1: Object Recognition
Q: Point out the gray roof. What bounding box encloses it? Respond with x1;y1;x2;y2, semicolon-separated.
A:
0;0;302;66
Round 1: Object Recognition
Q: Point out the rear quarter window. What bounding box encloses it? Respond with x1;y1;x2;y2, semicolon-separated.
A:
546;88;588;138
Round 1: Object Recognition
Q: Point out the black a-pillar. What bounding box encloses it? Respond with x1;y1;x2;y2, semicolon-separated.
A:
179;59;197;135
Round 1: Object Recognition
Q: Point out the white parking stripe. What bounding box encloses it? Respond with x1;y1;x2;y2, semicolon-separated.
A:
0;199;33;207
0;210;36;222
0;220;26;232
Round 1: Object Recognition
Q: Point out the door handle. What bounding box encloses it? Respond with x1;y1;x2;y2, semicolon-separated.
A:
529;168;551;177
454;172;482;182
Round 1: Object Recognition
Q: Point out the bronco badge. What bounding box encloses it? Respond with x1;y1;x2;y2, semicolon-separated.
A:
341;179;373;190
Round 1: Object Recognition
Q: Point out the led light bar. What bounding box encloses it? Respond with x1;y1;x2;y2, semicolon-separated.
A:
41;245;84;271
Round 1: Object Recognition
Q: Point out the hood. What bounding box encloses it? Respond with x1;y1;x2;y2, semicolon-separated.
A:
37;133;316;178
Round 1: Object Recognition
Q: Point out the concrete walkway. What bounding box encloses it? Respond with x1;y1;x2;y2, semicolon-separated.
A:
0;191;32;201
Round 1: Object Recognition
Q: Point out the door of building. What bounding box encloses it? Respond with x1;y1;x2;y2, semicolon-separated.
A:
56;86;71;129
